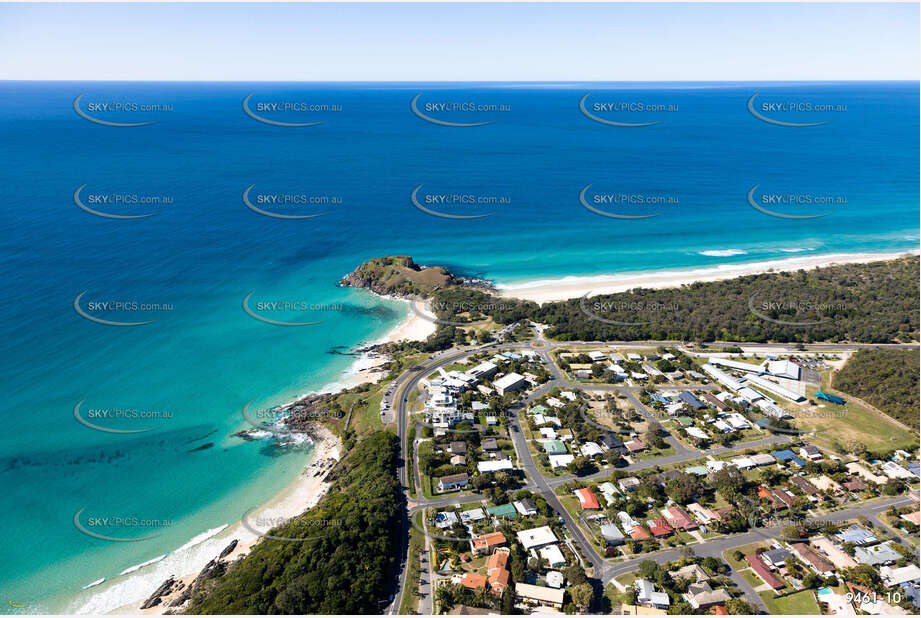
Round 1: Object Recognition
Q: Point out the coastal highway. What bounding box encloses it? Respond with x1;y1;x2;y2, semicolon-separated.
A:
384;333;915;614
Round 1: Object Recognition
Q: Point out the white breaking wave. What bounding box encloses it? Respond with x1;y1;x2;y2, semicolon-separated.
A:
81;578;105;590
698;249;748;257
118;554;166;576
173;524;229;554
778;247;816;253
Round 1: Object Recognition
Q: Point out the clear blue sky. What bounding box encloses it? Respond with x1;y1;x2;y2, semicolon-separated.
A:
1;2;917;81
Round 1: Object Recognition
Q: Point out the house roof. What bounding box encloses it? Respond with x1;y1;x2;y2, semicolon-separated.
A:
746;554;784;589
792;543;834;573
575;488;601;509
481;437;498;450
516;525;558;550
648;517;673;537
486;503;518;518
662;505;697;530
515;583;565;604
854;542;901;566
439;472;469;484
460;572;488;590
471;531;507;551
542;440;568;454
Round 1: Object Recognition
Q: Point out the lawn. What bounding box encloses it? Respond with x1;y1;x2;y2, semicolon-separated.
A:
722;541;770;570
759;590;820;615
794;382;918;453
398;512;426;615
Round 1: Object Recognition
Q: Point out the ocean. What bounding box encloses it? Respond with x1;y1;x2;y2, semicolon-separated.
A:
0;81;917;613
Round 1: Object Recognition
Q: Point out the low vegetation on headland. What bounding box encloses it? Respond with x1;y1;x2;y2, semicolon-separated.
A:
342;255;919;345
185;432;401;614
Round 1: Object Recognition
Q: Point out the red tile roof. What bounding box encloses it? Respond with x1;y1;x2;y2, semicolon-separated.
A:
461;573;488;590
630;526;652;540
663;505;698;530
746;554;784;589
576;488;601;510
649;517;673;537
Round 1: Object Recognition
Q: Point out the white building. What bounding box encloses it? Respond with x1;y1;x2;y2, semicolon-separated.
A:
768;359;801;380
467;361;499;381
494;372;527;395
708;357;765;373
516;526;558;550
747;374;806;403
477;460;514;473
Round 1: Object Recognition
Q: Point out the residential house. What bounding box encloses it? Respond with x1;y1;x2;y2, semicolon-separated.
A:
669;564;709;584
854;542;902;566
486;504;518;519
477;460;513;473
460;572;488;591
539;544;566;567
513;499;538;516
516;525;558;550
515;583;565;609
449;441;468;455
470;531;507;555
548;454;575;469
600;434;629;455
579;441;605;458
601;523;625;546
438;473;469;492
486;548;511;596
648;517;673;537
835;524;877;546
789;475;821;497
799;445;822;461
701;392;730;411
661;505;698;530
625;438;646;453
762;547;793;568
542;440;568;455
842;477;868;493
619;477;641;492
791;543;835;576
683;582;731;610
575;488;601;510
881;564;921;587
635;580;670;609
746;554;785;589
679;392;706;410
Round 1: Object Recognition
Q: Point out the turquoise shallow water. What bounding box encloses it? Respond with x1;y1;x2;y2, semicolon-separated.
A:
0;81;917;612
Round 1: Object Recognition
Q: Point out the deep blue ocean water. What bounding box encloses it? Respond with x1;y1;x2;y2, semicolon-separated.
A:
0;82;917;612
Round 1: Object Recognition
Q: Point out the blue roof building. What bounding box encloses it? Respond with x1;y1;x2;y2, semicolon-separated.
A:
679;392;705;409
835;524;877;546
771;449;806;466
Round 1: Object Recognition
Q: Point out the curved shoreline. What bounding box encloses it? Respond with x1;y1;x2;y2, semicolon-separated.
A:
497;249;920;303
95;298;435;615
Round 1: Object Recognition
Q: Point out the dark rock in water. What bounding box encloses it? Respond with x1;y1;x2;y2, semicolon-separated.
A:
140;576;176;609
188;442;214;453
218;539;238;560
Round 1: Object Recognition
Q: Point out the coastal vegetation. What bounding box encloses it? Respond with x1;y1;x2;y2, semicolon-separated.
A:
185;431;401;614
833;348;920;430
534;257;919;344
343;256;919;345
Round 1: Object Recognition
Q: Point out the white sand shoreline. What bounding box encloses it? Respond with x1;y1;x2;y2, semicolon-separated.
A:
498;250;919;303
106;298;433;615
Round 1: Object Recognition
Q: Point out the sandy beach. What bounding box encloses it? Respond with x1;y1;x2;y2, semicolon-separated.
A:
498;251;919;303
118;298;433;615
126;425;341;615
